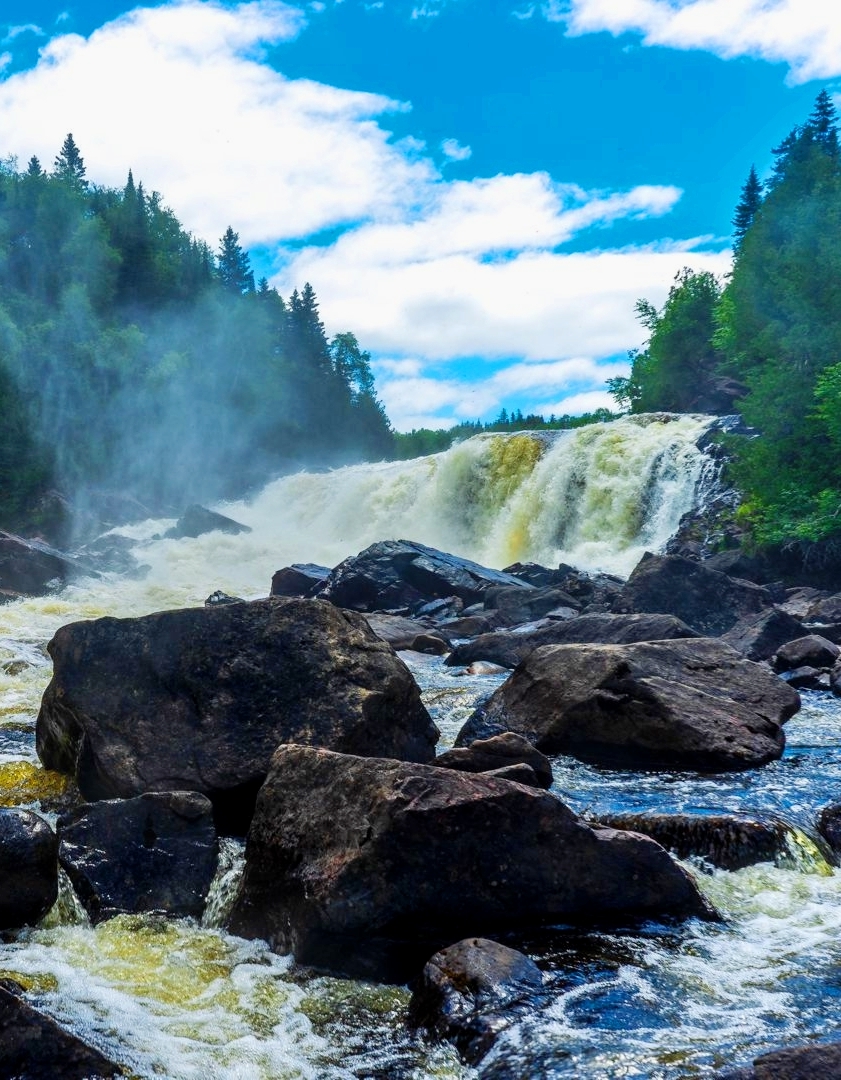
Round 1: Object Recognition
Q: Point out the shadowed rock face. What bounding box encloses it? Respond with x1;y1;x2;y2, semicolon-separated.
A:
314;539;533;612
718;1039;841;1080
0;809;58;930
58;791;218;924
37;597;438;833
456;638;800;772
227;745;712;980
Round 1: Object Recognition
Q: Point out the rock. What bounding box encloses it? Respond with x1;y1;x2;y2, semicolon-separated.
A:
435;732;553;789
315;539;533;613
204;590;245;606
445;612;700;670
502;562;573;588
439;614;504;638
455;638;800;772
816;804;841;856
596;812;789;871
57;791;218;924
0;531;78;600
37;597;438;834
0;809;58;930
720;1040;841;1079
0;980;128;1079
363;613;450;653
270;563;330;597
613;554;773;635
721;608;808;662
408;937;545;1063
412;596;464;621
831;660;841;697
774;634;840;672
481;764;542;786
409;633;450;655
163;504;251;540
227;745;712;980
460;661;511;676
779;666;830;691
804;592;841;623
482;585;580;626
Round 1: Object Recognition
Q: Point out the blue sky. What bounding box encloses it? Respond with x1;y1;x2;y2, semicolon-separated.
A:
0;1;838;430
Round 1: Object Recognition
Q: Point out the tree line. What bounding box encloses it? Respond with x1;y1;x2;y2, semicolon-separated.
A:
608;90;841;548
0;135;392;534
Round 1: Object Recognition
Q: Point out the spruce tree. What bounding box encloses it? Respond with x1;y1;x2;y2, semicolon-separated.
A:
807;88;839;158
732;165;763;251
53;133;87;188
217;226;254;294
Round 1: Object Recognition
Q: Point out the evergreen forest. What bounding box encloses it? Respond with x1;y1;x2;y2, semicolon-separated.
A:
0;136;393;534
608;90;841;550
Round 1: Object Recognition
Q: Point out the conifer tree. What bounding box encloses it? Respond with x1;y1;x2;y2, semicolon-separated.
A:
53;133;87;188
732;165;763;251
807;88;839;158
217;226;254;294
26;156;43;178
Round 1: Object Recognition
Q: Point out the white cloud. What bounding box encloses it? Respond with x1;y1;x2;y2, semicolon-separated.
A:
551;0;841;83
441;137;472;162
0;1;430;245
3;24;45;44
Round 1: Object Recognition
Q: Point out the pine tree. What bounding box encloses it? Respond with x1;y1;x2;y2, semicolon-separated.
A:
807;88;839;158
732;165;763;251
25;156;43;178
53;133;87;188
217;226;254;294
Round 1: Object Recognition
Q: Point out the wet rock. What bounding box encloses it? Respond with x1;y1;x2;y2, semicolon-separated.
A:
596;812;789;870
804;592;841;623
409;633;450;655
456;638;800;772
445;612;700;670
779;666;830;691
721;608;808;662
435;732;553;789
774;634;840;673
363;613;450;653
270;563;330;597
613;553;773;635
315;539;533;613
37;597;438;833
163;504;251;540
482;585;580;626
408;937;545;1063
439;614;505;638
816;804;841;857
831;660;841;697
502;562;573;588
227;745;712;980
0;531;79;600
0;808;58;930
0;980;128;1079
720;1039;841;1079
57;791;218;924
204;590;245;606
412;596;464;621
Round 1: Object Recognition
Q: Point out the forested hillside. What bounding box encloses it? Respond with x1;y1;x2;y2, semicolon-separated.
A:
0;136;392;533
609;91;841;549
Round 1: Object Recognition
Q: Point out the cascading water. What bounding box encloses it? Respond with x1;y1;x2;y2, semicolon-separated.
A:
1;413;841;1079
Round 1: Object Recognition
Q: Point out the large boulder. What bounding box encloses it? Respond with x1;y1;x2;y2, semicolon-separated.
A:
774;634;840;673
435;732;553;789
270;563;330;597
721;608;809;662
315;539;533;612
445;612;699;669
719;1040;841;1079
58;791;218;924
0;809;58;930
163;504;251;540
37;597;438;832
408;937;545;1063
0;981;128;1079
0;532;79;601
613;554;774;635
455;638;800;772
481;585;580;626
227;745;711;979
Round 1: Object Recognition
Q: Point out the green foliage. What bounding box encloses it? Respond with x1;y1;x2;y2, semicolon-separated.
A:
0;133;399;527
608;269;724;414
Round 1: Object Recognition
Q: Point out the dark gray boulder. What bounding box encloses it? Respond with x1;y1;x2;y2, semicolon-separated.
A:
315;539;533;612
780;666;830;691
0;809;58;930
0;981;128;1079
37;597;438;833
58;791;218;924
408;937;545;1063
270;563;330;597
482;585;580;626
363;613;450;653
445;612;700;669
227;745;712;980
721;608;808;662
774;634;840;672
456;638;800;772
0;532;79;601
613;554;773;635
816;804;841;857
163;504;251;540
435;732;553;789
596;812;790;870
719;1040;841;1079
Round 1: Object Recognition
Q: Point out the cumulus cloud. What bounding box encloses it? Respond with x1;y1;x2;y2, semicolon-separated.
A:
548;0;841;83
3;24;45;44
441;137;472;162
0;0;429;245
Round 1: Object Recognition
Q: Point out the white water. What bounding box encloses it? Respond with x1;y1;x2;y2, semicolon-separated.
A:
14;414;841;1079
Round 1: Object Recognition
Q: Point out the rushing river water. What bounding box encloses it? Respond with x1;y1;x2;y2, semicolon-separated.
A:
1;416;841;1078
